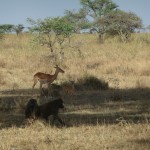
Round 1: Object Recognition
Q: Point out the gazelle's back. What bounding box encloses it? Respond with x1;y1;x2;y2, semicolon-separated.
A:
34;72;52;79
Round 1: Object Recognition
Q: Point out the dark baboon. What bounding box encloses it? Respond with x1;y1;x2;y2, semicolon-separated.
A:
39;98;65;126
25;98;65;126
25;99;40;119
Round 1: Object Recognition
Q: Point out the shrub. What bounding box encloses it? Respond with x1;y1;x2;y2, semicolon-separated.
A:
76;75;109;90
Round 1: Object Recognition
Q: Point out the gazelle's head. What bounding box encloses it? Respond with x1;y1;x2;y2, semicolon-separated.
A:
54;65;65;73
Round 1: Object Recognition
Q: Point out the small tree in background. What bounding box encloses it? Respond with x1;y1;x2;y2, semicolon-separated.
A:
13;24;24;36
80;0;118;41
79;0;143;42
97;10;143;42
0;24;14;39
27;17;74;64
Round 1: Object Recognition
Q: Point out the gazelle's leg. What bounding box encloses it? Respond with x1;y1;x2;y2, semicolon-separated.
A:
39;82;42;95
48;83;53;98
39;82;42;90
32;78;38;89
40;83;47;97
48;83;50;96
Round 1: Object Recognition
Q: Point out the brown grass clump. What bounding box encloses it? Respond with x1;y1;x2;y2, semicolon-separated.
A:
75;75;109;90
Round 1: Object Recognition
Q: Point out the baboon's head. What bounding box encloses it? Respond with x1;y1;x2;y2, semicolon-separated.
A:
28;99;38;108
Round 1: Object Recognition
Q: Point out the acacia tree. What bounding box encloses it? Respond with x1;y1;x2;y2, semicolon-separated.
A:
0;24;14;39
80;0;118;40
80;0;142;42
0;24;14;32
13;24;24;36
98;10;143;42
27;17;74;63
80;0;118;18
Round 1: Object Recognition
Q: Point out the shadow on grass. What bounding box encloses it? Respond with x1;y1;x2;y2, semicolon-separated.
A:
131;139;150;147
62;111;150;127
0;87;150;128
111;138;150;150
0;112;25;129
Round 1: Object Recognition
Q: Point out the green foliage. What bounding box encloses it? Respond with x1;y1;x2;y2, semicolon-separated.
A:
27;17;74;64
64;9;91;33
0;24;14;33
80;0;118;41
0;24;14;40
76;75;109;90
80;0;118;18
52;17;74;48
99;10;143;42
53;18;73;35
13;24;24;36
80;0;142;42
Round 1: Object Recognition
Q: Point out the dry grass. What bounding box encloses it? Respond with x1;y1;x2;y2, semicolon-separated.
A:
0;33;150;149
1;33;150;90
0;122;149;150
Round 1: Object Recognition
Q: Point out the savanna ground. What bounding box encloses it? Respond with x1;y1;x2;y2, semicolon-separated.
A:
0;33;150;150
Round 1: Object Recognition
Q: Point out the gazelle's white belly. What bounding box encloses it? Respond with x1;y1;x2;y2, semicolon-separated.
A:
38;79;50;84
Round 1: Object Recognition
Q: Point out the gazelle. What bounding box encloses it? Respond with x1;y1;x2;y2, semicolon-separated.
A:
32;65;65;91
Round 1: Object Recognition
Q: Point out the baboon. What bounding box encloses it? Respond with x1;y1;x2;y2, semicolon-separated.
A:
25;98;65;126
39;98;65;126
25;99;40;119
